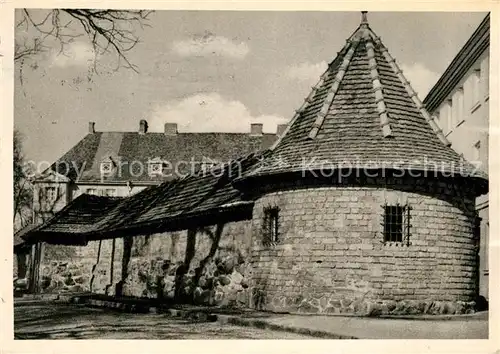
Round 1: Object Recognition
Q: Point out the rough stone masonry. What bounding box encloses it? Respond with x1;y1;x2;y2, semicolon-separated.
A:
249;176;479;315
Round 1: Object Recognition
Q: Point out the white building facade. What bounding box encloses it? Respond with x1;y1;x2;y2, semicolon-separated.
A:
424;14;490;299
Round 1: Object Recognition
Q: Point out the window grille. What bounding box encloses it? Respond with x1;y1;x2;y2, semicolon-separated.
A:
382;203;411;246
44;186;57;201
263;206;280;245
38;186;58;211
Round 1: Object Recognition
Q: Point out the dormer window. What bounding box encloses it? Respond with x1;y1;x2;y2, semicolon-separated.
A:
100;156;116;176
148;157;164;176
201;161;216;173
198;157;220;175
100;162;113;174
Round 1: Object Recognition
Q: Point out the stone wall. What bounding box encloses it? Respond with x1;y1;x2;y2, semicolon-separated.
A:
36;219;253;307
40;239;123;294
250;178;479;315
121;220;252;307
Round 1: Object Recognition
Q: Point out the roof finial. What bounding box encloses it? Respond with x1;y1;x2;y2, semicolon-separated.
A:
361;11;368;25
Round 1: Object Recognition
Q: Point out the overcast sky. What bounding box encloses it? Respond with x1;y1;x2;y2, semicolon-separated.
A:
14;10;487;164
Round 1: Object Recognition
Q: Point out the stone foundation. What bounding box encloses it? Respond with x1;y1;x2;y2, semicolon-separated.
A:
254;292;476;315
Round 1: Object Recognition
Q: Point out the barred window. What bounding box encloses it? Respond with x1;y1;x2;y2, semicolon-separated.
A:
263;206;280;245
42;186;57;202
382;203;411;245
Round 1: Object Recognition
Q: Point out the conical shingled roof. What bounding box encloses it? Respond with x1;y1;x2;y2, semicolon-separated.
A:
245;13;487;183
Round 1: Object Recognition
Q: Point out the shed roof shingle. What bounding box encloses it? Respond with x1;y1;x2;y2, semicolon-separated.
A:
21;194;123;244
24;153;262;244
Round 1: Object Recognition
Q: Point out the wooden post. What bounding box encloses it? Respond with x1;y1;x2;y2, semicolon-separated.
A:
89;239;103;293
28;242;43;294
107;238;116;295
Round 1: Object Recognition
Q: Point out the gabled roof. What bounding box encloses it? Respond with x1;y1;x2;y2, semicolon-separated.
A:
424;13;489;113
44;130;278;184
23;153;262;244
241;12;487;184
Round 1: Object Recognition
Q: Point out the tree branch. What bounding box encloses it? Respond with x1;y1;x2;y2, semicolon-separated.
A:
15;9;153;73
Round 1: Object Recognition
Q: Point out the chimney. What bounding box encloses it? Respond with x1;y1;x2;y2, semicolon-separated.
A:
276;124;287;137
139;119;148;134
164;123;178;135
88;122;95;134
250;123;263;136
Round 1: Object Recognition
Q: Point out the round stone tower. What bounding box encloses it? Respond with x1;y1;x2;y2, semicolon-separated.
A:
235;12;488;315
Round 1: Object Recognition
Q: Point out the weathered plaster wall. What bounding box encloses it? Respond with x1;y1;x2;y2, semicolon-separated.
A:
250;179;479;315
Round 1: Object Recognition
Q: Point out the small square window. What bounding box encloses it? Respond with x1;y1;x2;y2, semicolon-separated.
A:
263;206;280;244
100;161;113;174
104;188;117;197
86;188;98;195
40;186;57;203
148;162;163;176
382;204;411;244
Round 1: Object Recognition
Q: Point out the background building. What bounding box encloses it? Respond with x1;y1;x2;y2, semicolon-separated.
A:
32;120;283;224
423;13;489;299
20;120;282;292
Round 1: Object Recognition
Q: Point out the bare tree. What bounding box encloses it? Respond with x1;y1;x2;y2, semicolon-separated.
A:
13;130;69;231
13;130;33;231
15;9;153;72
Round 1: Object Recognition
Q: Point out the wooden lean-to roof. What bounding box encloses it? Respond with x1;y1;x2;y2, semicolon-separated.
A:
241;12;488;186
22;154;262;244
21;194;123;245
